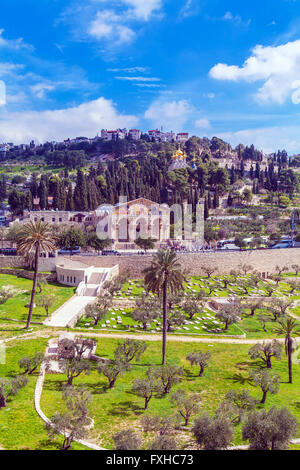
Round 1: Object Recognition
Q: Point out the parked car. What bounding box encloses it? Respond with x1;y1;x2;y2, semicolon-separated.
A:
271;242;292;249
101;250;121;256
58;246;81;255
218;243;240;251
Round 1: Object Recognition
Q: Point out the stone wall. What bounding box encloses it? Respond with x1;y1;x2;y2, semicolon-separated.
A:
0;256;26;268
0;267;57;282
70;248;300;278
2;248;300;278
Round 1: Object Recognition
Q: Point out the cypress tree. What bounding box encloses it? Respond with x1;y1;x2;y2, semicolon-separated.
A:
74;170;88;210
38;180;48;209
66;183;74;211
204;197;209;220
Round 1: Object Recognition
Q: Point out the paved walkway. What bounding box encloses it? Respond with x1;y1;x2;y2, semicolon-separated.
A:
44;296;95;328
34;362;105;450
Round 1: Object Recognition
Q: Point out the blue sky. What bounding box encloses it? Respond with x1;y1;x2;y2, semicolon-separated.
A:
2;0;300;152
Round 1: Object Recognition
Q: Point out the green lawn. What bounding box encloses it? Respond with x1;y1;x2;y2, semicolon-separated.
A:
76;306;245;337
41;336;300;450
0;337;87;450
118;276;297;300
76;274;297;339
0;274;75;323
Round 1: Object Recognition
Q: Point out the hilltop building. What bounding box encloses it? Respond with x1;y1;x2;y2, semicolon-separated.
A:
100;128;189;143
96;197;170;249
168;149;189;171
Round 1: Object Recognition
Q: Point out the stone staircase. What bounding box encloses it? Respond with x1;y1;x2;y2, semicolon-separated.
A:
83;286;99;296
44;296;95;328
88;272;106;284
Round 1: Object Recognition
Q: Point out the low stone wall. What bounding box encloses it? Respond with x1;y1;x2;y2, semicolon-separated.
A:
2;247;300;278
0;267;57;282
0;256;26;268
70;248;300;277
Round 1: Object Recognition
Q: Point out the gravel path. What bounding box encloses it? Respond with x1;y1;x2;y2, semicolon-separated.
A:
3;328;300;345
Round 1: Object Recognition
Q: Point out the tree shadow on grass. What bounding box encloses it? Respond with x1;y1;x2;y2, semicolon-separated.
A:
134;362;161;368
183;369;202;381
81;381;108;395
0;326;27;332
235;360;264;370
108;400;144;417
226;372;254;386
43;379;64;392
36;439;63;450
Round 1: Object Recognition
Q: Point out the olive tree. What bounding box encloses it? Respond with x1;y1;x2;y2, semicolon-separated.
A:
98;359;130;389
192;414;234;450
114;339;147;363
286;279;300;295
248;340;282;368
216;304;241;330
250;369;280;404
19;352;45;375
166;309;186;332
36;293;55;316
150;435;177;450
242;407;298;450
217;389;256;424
275;265;289;276
291;264;300;276
85;294;112;326
182;298;203;320
0;286;14;305
267;299;294;321
244;300;262;317
46;387;92;450
186;351;211;377
200;266;218;278
132;376;163;410
113;429;142;450
148;365;183;394
132;294;160;330
171;390;201;426
0;375;28;408
61;358;91;386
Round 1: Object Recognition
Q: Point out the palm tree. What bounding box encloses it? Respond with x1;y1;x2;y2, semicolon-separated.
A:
17;220;56;329
274;318;300;384
143;249;185;365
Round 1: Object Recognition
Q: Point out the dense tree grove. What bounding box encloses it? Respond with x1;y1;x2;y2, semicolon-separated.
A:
5;136;299;215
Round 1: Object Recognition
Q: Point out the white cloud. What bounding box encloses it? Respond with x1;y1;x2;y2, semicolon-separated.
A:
0;29;34;51
222;11;251;27
123;0;162;20
0;62;25;77
144;99;193;130
83;1;163;46
89;10;135;44
135;83;164;88
115;76;160;82
210;39;300;104
31;83;55;99
195;118;211;129
203;92;215;99
216;125;300;153
0;97;138;144
107;66;148;73
179;0;200;18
